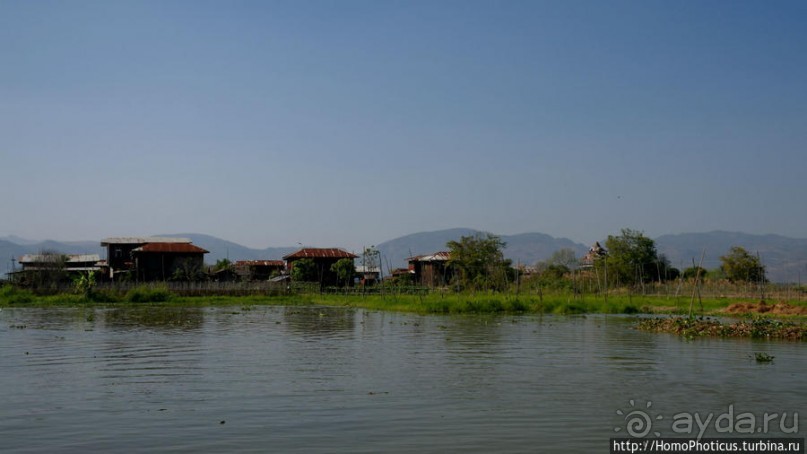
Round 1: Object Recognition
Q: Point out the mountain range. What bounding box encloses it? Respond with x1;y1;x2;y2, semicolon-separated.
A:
3;230;806;283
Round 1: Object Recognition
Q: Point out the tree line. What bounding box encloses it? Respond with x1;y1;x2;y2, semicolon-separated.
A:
445;228;767;292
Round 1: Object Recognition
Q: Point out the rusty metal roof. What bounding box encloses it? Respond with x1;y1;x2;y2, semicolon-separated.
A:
283;248;358;260
131;243;209;254
235;260;285;267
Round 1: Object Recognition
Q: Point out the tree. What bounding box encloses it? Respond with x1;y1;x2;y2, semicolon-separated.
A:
534;249;576;290
170;257;205;281
546;248;579;270
682;266;708;280
720;246;766;283
446;233;512;291
214;258;233;271
362;247;380;272
360;246;381;286
30;250;68;290
330;258;356;287
73;270;97;298
602;228;668;286
290;258;318;282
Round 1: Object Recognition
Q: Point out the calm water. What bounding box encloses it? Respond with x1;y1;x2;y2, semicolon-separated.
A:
0;306;803;453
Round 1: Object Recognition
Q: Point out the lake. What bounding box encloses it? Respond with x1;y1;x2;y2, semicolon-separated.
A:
0;306;803;452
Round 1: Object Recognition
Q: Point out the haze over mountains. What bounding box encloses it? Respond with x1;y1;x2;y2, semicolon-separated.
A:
3;230;807;283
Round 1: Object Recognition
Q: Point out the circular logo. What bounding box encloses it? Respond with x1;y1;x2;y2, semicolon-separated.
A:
615;400;663;438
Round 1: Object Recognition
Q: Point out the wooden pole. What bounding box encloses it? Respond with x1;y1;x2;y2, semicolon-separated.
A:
688;249;706;318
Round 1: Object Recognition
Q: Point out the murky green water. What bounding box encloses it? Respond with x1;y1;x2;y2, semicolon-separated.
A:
0;306;803;452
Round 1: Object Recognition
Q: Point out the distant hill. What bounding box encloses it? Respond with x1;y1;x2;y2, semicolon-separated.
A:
374;228;478;270
0;235;40;246
158;233;296;264
655;231;807;283
501;232;589;267
374;228;589;271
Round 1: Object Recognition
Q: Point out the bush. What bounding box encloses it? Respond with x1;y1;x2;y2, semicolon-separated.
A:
125;286;173;303
88;289;122;303
0;285;34;305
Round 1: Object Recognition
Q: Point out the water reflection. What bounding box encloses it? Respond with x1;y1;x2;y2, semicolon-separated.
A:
0;307;803;453
281;306;357;337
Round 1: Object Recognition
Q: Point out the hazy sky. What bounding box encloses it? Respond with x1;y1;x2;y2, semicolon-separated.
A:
2;0;805;250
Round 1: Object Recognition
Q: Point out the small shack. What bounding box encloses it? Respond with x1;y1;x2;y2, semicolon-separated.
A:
407;251;453;287
235;260;285;281
355;265;381;286
283;248;358;287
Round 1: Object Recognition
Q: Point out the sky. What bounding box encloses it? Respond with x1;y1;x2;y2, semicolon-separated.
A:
1;0;806;250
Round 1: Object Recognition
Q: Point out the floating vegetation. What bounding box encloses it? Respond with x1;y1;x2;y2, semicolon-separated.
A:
105;307;204;329
636;317;806;341
753;352;775;363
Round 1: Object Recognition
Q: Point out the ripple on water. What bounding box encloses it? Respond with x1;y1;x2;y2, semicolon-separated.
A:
0;308;804;453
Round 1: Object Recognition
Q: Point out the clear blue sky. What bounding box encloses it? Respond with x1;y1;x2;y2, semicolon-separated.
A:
1;0;805;250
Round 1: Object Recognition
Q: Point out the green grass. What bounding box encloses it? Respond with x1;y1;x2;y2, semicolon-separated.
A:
2;283;806;318
0;286;35;305
124;285;173;303
303;293;643;315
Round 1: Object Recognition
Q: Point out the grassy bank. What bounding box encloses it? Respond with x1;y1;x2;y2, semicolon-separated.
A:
4;283;807;317
0;285;803;315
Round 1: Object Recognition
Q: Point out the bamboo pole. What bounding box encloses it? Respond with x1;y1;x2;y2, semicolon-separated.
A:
688;249;706;318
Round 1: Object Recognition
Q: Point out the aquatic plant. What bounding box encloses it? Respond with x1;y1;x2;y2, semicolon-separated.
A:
753;352;775;363
636;316;806;341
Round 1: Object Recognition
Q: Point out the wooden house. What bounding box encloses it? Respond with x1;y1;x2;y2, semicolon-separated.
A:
13;253;102;285
407;251;453;287
283;248;357;287
234;260;285;281
100;237;207;281
131;242;209;281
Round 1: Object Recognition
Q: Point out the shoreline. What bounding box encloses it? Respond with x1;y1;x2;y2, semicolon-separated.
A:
3;287;807;340
3;285;807;317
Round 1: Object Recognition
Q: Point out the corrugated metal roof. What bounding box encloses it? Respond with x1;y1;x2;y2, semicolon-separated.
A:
10;266;101;273
131;243;209;254
19;254;101;264
356;266;381;273
101;237;191;246
235;260;285;267
283;248;358;260
407;251;451;262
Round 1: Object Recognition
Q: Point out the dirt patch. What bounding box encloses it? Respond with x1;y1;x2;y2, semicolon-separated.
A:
724;301;807;316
